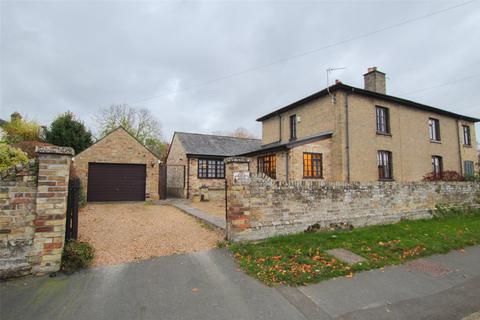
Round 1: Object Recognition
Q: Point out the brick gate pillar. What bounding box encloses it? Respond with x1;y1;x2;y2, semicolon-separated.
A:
225;157;251;242
31;146;74;275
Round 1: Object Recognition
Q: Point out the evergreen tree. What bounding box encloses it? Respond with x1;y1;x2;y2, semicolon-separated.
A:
44;112;93;154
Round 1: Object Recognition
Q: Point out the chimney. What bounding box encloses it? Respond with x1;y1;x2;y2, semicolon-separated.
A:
363;67;386;94
10;112;22;122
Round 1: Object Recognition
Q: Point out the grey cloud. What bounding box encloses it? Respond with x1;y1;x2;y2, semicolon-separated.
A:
1;1;479;142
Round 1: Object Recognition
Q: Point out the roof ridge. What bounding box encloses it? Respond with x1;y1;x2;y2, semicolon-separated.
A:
256;82;479;123
175;131;261;141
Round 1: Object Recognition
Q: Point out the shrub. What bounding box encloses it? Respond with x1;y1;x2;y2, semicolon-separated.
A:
61;240;95;273
1;113;42;144
464;174;480;182
13;141;55;158
0;143;29;171
422;170;464;182
78;182;87;208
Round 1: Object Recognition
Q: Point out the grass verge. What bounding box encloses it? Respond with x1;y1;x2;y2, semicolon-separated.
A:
229;208;480;286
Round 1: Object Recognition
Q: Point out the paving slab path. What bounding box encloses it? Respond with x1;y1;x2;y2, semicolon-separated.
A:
1;247;479;320
160;199;226;230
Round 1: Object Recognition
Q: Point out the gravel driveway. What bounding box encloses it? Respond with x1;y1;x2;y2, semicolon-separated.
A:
78;202;223;266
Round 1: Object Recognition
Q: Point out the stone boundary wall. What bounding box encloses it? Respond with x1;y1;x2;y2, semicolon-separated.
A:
225;157;480;242
0;146;74;279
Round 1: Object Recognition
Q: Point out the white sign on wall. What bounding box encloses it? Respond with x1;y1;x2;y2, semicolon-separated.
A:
233;171;251;185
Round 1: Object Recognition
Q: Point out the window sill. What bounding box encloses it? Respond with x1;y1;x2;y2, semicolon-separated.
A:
463;144;472;148
198;177;225;180
376;132;392;137
378;178;395;182
430;140;442;144
303;177;324;179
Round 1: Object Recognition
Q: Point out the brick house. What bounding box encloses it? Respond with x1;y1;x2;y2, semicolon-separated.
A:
241;67;478;182
74;127;160;201
166;132;260;200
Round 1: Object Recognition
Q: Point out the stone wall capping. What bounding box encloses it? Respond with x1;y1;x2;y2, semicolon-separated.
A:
35;146;75;156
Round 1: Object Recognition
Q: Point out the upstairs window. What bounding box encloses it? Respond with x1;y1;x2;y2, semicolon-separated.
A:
198;159;225;179
463;125;471;146
429;118;441;141
464;161;474;176
258;154;276;179
377;150;393;180
376;106;390;134
303;153;323;178
289;114;297;140
432;156;443;177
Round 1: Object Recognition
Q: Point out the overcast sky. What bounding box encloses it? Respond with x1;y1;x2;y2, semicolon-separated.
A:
1;0;479;143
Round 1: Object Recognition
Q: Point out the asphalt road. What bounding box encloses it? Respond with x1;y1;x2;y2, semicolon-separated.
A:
1;247;479;320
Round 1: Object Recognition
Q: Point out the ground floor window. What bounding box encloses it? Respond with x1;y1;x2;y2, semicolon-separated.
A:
464;160;474;176
432;156;443;177
198;159;225;178
303;153;323;178
258;154;276;179
377;150;393;180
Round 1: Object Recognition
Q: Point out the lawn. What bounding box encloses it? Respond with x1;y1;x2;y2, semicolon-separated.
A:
229;208;480;286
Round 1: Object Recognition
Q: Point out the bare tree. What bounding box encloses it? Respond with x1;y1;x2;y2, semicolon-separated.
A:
94;104;166;158
231;127;257;139
211;127;258;139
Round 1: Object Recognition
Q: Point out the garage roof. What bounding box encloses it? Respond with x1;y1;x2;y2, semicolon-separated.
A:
175;132;261;157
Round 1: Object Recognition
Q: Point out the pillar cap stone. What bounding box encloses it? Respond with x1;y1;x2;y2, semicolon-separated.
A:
35;146;75;156
224;157;250;164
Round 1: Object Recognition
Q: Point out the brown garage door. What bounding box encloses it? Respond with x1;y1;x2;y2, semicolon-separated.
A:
87;163;146;202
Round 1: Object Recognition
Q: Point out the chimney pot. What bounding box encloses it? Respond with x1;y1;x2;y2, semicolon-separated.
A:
335;79;341;84
10;112;22;122
364;67;386;94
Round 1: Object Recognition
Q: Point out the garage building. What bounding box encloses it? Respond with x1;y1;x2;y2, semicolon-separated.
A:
74;127;160;202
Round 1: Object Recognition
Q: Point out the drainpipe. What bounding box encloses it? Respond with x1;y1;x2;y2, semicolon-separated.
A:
278;114;282;143
456;119;463;174
186;156;190;199
345;91;351;182
285;151;289;182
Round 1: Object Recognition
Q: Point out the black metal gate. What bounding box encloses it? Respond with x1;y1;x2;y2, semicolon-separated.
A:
65;177;80;241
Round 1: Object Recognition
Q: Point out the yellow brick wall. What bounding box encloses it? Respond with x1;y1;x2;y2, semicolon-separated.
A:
165;134;188;198
187;158;225;200
261;95;337;144
347;94;477;181
249;139;333;182
166;134;188;166
289;139;333;181
74;128;160;200
261;117;280;145
258;91;477;182
166;134;225;199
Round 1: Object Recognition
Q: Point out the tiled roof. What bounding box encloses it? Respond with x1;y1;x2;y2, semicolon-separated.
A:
256;83;480;123
175;132;261;157
239;131;333;156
